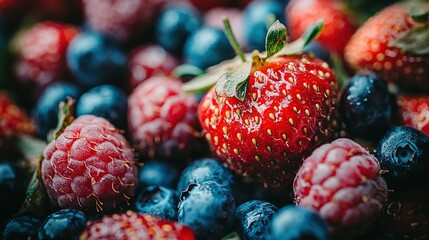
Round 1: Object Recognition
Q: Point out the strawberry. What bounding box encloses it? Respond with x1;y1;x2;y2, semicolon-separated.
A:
344;2;429;91
196;21;340;189
286;0;356;56
397;95;429;136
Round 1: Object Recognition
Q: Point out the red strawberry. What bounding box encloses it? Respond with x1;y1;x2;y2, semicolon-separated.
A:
80;211;195;240
128;44;180;90
286;0;356;56
41;115;137;212
344;2;429;90
128;76;201;162
14;22;79;99
397;95;429;136
197;21;340;189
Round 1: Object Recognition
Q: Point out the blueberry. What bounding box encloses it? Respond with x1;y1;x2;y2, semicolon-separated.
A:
184;26;235;70
67;31;127;88
0;161;28;221
235;200;278;240
156;2;202;55
34;82;81;138
38;209;87;240
243;0;287;51
339;72;393;139
374;126;429;188
76;84;127;130
177;158;234;193
178;181;236;240
265;205;330;240
134;186;179;220
138;160;180;190
303;41;331;65
3;216;42;240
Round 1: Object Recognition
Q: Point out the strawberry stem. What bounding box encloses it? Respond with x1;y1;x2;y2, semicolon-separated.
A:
223;18;246;63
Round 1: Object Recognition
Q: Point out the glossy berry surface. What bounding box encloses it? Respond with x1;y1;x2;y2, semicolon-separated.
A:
34;82;81;138
243;0;287;51
374;126;429;188
3;216;42;240
138;160;180;190
66;31;127;88
0;161;27;220
80;211;195;240
339;72;392;139
235;200;278;240
41;115;137;212
294;138;388;238
76;84;128;130
134;186;179;220
184;26;235;70
177;158;234;192
265;205;329;240
155;2;202;55
38;209;87;240
178;181;236;240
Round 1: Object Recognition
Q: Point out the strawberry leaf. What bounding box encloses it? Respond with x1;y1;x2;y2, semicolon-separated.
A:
172;64;205;79
391;24;429;55
265;20;287;58
215;61;252;100
408;6;428;23
49;98;75;141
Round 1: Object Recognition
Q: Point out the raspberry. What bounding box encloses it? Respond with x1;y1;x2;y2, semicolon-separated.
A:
80;211;195;240
128;76;200;161
41;115;137;212
293;138;388;238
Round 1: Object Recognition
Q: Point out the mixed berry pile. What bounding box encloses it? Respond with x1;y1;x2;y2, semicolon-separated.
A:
0;0;428;239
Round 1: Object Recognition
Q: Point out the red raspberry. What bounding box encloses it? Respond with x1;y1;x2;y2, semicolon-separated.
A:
293;138;388;238
128;44;180;90
83;0;166;42
0;92;35;139
41;115;137;212
128;76;200;161
80;211;195;240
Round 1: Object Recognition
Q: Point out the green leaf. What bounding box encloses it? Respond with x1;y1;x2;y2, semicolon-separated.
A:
331;52;350;89
49;99;75;142
265;20;287;58
172;64;205;79
408;6;428;23
222;232;241;240
274;21;324;56
215;61;252;100
391;24;429;55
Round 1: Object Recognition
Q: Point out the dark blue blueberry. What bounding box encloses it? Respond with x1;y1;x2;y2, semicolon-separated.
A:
38;209;87;240
339;72;393;139
235;200;278;240
184;26;235;70
138;160;180;190
243;0;287;51
3;216;42;240
76;84;127;130
265;205;329;240
178;181;236;240
0;161;27;221
34;82;81;138
177;158;234;193
134;186;179;220
374;126;429;188
67;31;127;88
156;2;202;55
303;41;332;65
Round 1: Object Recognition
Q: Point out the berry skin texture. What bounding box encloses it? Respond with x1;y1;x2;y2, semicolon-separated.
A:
41;115;137;212
134;185;179;220
198;54;339;189
235;200;278;240
293;138;388;238
397;95;429;136
265;205;330;240
374;126;429;189
344;3;429;90
287;0;356;55
80;211;195;240
178;181;236;240
128;76;200;161
38;209;87;240
3;216;42;240
14;22;79;91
